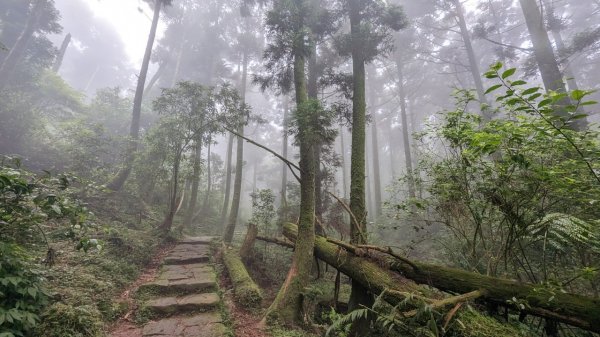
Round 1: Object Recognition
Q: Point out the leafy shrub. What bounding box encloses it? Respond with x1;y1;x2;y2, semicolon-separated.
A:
0;243;48;337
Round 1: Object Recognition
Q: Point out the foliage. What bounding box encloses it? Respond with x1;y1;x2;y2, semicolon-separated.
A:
0;243;48;337
250;189;277;233
400;64;600;292
34;303;103;337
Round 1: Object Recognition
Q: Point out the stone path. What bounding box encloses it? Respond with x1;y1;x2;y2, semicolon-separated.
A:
138;237;227;337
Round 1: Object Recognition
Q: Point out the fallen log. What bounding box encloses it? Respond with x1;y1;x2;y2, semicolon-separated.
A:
282;223;600;333
222;244;263;308
256;235;295;249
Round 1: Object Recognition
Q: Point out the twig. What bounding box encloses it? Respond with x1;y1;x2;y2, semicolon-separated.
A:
402;290;484;318
327;191;365;242
224;127;302;183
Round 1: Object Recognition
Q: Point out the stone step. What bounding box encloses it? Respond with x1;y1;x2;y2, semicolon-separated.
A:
145;293;220;315
179;236;218;245
164;244;211;265
142;312;226;337
138;263;217;296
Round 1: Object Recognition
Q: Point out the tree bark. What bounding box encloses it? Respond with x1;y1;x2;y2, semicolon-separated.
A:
396;60;416;199
264;2;316;323
107;0;162;191
279;95;290;226
239;223;258;259
452;0;490;116
348;0;374;334
519;0;586;129
202;138;212;213
0;0;43;91
370;114;383;220
144;61;165;94
161;148;182;232
220;132;235;230
52;33;71;73
184;140;202;226
223;52;248;244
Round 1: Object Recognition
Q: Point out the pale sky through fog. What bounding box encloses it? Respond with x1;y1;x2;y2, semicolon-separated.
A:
57;0;165;67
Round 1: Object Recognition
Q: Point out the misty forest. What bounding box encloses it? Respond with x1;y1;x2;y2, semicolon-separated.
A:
2;0;600;336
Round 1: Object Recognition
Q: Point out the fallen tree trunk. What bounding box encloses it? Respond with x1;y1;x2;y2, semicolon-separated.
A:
222;245;263;308
282;223;600;333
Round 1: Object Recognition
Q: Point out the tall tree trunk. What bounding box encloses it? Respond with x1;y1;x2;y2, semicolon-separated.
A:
340;126;348;198
264;1;316;323
452;0;490;115
220;132;235;230
396;60;416;199
279;95;290;225
519;0;586;129
203;138;212;213
171;30;187;87
162;149;182;232
223;52;248;244
185;140;202;226
144;61;165;94
0;0;43;91
348;0;373;334
370;113;383;220
107;0;162;191
52;33;71;73
308;40;323;224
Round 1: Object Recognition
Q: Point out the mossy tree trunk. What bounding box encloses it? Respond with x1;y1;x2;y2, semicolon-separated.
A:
347;0;374;334
184;140;202;226
278;96;290;226
108;0;163;191
220;132;235;230
161;147;183;233
282;223;600;333
395;60;416;199
223;52;248;244
264;2;316;323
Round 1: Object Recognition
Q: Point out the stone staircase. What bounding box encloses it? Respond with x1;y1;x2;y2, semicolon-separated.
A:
137;237;226;337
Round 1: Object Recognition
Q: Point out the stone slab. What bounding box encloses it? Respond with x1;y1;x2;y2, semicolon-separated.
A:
179;236;218;245
138;263;217;295
142;312;226;337
146;293;220;314
164;244;211;265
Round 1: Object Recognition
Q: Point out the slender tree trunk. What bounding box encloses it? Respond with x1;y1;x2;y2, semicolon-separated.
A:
340;126;348;198
144;61;165;94
452;0;490;115
370;115;383;220
171;30;187;87
396;60;416;199
223;52;248;244
107;0;162;191
0;0;42;91
308;41;323;224
203;138;212;213
348;0;373;334
265;1;316;323
519;0;586;128
220;132;234;229
279;96;290;224
162;149;182;232
185;140;202;226
52;33;71;73
386;119;396;180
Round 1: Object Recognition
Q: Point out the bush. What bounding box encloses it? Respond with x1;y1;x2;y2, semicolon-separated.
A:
0;243;48;337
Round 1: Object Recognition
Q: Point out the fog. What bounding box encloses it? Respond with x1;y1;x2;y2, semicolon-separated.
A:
2;0;600;336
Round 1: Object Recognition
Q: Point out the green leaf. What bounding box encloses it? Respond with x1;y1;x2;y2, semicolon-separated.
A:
570;89;587;101
581;100;597;106
510;80;527;86
522;87;540;95
538;99;552;108
484;84;502;95
501;68;516;79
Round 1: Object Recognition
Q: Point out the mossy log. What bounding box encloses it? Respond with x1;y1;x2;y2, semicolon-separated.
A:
222;245;263;308
282;223;600;333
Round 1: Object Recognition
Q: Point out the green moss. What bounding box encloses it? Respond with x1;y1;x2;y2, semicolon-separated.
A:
447;308;531;337
222;248;263;308
35;303;104;337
